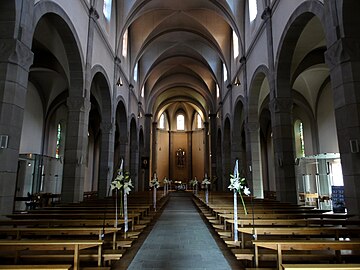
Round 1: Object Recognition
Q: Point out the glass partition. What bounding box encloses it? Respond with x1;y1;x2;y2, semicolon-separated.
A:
15;154;63;211
295;153;344;212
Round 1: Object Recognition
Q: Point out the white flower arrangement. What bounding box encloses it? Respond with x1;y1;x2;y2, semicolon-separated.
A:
202;176;211;186
150;173;160;189
190;177;198;187
111;170;133;195
228;163;251;214
163;177;169;185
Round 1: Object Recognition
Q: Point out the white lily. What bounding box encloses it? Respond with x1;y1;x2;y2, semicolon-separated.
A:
123;179;134;195
150;176;159;188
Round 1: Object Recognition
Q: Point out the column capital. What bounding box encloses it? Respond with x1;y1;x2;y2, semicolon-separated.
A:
325;38;360;69
66;96;91;112
269;97;293;114
100;121;114;133
245;122;259;133
0;39;33;70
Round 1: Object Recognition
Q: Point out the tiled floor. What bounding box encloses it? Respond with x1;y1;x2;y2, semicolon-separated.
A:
125;192;233;269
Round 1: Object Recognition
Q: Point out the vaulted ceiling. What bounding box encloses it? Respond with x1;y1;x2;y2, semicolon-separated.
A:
116;0;245;121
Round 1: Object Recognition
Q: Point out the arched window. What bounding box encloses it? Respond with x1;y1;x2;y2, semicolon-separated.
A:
249;0;258;22
56;123;62;159
122;28;128;58
134;62;138;82
233;30;239;59
177;114;185;130
159;113;165;129
197;113;202;129
294;120;305;157
223;63;227;82
216;84;220;99
141;85;145;98
103;0;112;21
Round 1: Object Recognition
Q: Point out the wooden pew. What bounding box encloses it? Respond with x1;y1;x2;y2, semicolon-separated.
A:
281;264;360;270
0;218;131;228
0;239;103;270
0;265;72;270
236;226;360;249
252;239;360;270
0;227;120;250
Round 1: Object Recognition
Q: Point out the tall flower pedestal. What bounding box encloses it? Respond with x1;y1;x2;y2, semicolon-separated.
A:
228;159;251;243
202;173;210;205
150;173;159;211
110;159;133;238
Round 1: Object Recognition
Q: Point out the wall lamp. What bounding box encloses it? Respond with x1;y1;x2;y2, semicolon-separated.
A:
234;76;241;86
116;77;123;87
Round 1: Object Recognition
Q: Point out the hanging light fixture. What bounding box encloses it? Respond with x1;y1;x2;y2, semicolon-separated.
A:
116;77;123;86
234;76;241;86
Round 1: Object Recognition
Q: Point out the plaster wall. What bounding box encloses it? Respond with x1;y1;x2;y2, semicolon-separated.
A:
246;31;269;91
39;0;90;63
19;82;43;155
92;29;115;95
317;83;339;153
271;0;309;63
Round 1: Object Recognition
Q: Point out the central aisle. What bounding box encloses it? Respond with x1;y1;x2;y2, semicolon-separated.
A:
127;192;232;269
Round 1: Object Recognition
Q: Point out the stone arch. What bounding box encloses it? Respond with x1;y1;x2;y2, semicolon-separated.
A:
276;0;326;97
33;1;84;96
247;65;270;198
129;117;139;191
233;97;246;174
89;68;114;197
114;99;128;174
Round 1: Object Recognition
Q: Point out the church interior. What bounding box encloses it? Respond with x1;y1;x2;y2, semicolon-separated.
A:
1;0;360;269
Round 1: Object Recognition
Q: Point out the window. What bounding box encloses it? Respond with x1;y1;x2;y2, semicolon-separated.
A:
216;84;220;98
223;63;227;82
122;28;128;58
56;123;61;158
233;30;239;59
141;85;144;98
197;113;202;129
103;0;112;21
159;114;165;129
294;120;305;157
134;62;138;82
249;0;258;22
177;114;185;130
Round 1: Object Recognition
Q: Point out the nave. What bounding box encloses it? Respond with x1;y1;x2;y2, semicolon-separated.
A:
2;189;360;270
121;192;233;270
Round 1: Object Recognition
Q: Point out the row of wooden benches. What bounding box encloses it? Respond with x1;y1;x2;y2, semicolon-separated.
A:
0;190;168;270
193;191;360;270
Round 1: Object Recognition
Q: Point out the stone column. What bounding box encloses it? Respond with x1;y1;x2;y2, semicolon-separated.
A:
0;39;33;217
143;114;152;190
187;131;193;179
208;113;217;189
269;97;297;203
204;121;210;176
151;122;158;175
325;37;360;215
168;130;173;179
62;96;91;203
245;122;263;198
98;121;114;198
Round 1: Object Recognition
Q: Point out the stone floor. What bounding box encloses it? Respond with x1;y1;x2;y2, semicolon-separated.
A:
115;192;237;270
